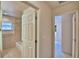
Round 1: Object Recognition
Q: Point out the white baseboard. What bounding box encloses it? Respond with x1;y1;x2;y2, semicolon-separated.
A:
62;51;72;58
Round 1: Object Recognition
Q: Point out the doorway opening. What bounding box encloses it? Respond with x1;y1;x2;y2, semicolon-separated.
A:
55;16;63;58
54;13;75;58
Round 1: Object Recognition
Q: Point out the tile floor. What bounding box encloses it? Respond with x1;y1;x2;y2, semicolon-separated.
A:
3;47;21;58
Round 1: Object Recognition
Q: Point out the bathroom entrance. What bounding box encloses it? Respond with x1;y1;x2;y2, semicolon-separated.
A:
1;1;38;58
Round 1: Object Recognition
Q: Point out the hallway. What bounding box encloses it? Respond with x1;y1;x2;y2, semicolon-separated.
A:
0;1;79;58
55;16;63;58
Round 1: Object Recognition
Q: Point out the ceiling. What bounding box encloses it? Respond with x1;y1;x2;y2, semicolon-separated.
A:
1;1;29;18
45;1;71;9
1;1;71;18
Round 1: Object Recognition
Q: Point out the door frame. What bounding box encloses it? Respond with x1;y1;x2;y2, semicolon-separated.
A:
75;10;79;58
21;1;40;58
51;9;79;58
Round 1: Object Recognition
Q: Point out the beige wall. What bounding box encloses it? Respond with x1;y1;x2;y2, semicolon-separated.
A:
2;15;21;49
28;1;52;58
62;13;73;57
15;18;21;42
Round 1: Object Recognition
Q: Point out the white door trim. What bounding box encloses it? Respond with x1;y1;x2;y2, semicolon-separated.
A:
75;10;79;58
72;13;76;58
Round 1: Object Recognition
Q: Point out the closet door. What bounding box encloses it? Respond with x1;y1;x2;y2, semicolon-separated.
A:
22;7;36;58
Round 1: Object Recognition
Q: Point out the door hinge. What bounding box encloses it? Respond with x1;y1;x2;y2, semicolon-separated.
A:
74;38;76;42
55;25;57;32
35;40;37;43
35;16;37;20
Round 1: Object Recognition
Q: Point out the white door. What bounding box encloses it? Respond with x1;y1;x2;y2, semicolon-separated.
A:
22;7;36;58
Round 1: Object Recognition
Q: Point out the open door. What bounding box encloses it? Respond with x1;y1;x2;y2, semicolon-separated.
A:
22;7;36;58
72;10;79;58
